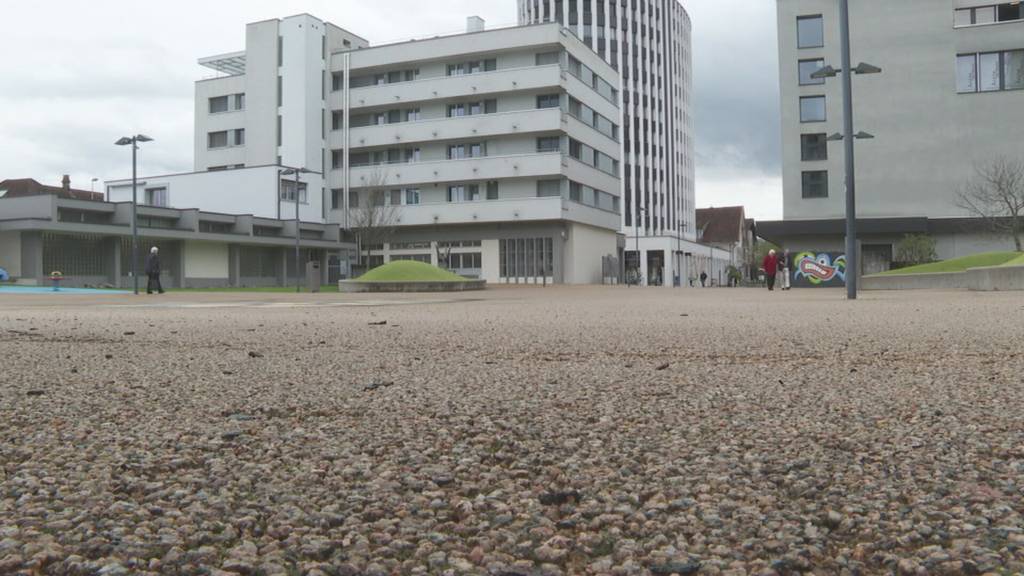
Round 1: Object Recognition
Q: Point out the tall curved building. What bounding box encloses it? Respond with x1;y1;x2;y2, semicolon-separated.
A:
518;0;697;286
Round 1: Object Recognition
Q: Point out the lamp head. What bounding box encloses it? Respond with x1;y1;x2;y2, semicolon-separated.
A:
135;134;154;143
115;137;133;146
826;133;844;142
853;63;882;75
810;65;839;79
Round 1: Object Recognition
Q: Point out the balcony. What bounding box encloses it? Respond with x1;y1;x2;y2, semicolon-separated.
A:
348;152;565;188
378;196;566;227
347;196;620;231
341;65;564;110
347;108;563;149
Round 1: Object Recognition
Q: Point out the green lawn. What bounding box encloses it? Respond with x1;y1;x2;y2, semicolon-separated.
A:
1002;253;1024;267
355;260;470;283
875;252;1023;276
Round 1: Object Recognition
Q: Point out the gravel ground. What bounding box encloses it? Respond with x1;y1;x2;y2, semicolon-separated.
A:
1;287;1023;576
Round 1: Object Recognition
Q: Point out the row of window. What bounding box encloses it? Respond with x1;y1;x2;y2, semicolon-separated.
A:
569;138;620;176
500;237;553;280
208;129;245;149
209;93;245;114
957;50;1024;93
955;3;1023;27
568;96;619;140
567;54;619;104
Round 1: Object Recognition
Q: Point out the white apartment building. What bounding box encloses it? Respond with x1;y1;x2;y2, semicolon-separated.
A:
762;0;1024;273
518;0;703;287
110;15;624;284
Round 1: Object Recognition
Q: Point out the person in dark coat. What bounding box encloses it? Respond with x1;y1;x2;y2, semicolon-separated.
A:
145;247;165;294
700;271;708;287
763;249;779;291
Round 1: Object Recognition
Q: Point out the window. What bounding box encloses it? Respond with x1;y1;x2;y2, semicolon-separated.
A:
979;52;1002;91
1006;50;1024;90
800;96;826;122
799;59;825;85
801;170;828;198
389;189;402;206
405;188;420;205
536;51;560;65
499;238;554;280
801;133;828;161
446;59;496;77
998;3;1022;22
332;72;344;92
958;50;1024;93
144;187;168;207
958;54;978;93
447;143;484;160
537;180;561;197
447;185;480;202
537;93;561;109
331;189;342;210
797;15;824;49
332;150;343;170
234;93;245;110
332;111;344;131
233;129;245;146
209;96;229;113
349;190;360;208
537;136;561;152
486;181;499;200
280;180;308;203
208;131;228;148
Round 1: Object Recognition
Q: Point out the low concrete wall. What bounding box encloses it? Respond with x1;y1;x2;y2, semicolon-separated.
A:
864;265;1024;292
862;271;967;291
967;265;1024;292
339;280;486;293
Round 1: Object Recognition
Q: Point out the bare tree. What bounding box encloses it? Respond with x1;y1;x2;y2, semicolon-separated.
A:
350;170;400;273
956;157;1024;252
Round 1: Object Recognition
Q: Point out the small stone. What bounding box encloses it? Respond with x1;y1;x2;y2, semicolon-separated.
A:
247;351;263;358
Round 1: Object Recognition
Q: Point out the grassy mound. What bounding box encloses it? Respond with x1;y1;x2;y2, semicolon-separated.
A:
876;252;1022;276
356;260;469;283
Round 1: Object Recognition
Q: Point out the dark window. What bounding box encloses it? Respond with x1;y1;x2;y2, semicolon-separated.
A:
537;136;561;152
801;134;828;161
537;94;561;109
998;3;1022;22
802;170;829;198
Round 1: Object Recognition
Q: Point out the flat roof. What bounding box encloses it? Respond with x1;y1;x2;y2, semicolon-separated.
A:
198;51;247;75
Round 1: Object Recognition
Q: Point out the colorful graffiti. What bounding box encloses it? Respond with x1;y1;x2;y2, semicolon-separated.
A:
793;252;846;286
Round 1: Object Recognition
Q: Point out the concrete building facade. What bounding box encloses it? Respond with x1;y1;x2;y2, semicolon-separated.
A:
517;0;701;286
763;0;1024;272
0;192;352;288
117;15;625;285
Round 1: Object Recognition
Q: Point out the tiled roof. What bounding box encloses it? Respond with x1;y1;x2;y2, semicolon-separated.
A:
0;178;103;201
696;206;746;245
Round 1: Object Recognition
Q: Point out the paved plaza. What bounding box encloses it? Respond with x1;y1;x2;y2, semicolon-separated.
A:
1;287;1023;575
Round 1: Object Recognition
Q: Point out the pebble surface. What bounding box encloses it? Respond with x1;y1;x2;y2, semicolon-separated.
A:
1;287;1023;575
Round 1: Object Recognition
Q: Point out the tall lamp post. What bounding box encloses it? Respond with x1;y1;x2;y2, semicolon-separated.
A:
115;134;154;295
280;166;314;293
811;0;881;300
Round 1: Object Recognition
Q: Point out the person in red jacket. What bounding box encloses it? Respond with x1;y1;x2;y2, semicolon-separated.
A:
763;249;779;291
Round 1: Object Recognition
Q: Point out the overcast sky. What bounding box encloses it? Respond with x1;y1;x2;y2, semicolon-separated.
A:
0;0;782;219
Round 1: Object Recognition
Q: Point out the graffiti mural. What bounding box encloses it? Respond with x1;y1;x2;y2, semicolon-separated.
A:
792;252;847;287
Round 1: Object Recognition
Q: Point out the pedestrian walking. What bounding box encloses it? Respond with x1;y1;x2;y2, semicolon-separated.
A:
779;250;792;291
700;271;708;287
145;247;165;294
762;249;779;291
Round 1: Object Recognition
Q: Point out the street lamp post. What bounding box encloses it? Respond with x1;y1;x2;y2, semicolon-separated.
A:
115;134;154;295
811;0;881;300
280;166;313;293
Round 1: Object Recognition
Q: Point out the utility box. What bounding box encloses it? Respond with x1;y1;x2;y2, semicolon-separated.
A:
306;261;321;293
